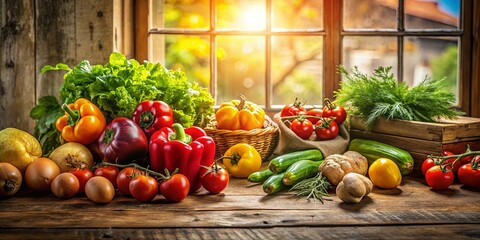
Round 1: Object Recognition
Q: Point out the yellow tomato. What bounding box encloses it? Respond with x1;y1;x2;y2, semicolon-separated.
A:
368;158;402;189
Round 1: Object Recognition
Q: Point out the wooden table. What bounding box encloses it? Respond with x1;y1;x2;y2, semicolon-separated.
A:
0;175;479;240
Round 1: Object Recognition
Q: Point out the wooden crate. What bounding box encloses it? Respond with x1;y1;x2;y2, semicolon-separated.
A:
349;116;480;176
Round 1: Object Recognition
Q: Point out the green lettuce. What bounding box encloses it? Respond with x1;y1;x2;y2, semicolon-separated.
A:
42;52;214;127
32;52;215;154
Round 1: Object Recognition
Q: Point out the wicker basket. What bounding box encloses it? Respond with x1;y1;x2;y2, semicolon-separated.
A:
204;115;280;161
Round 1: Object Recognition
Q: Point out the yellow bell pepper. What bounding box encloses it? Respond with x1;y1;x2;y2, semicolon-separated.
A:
215;95;265;131
222;143;262;178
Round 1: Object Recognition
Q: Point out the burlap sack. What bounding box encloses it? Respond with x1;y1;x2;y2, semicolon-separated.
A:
271;113;350;159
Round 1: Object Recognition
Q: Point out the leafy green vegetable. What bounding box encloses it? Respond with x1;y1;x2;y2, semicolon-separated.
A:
29;96;64;156
334;65;463;129
31;52;215;153
42;52;214;127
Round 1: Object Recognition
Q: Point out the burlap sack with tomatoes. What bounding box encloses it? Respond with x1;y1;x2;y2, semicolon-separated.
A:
271;113;350;159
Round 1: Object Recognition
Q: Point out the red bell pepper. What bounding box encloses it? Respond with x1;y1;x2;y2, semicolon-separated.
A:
149;123;215;192
132;100;174;138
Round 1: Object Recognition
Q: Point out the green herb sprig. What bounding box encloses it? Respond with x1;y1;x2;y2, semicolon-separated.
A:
290;173;331;203
334;65;463;129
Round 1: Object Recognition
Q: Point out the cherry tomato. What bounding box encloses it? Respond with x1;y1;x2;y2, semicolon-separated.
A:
200;163;229;194
440;151;461;174
94;166;120;188
314;118;339;140
306;108;323;124
160;173;190;202
425;165;454;190
290;118;313;140
70;169;93;193
421;158;436;176
457;156;480;188
129;175;159;202
460;155;473;165
280;98;306;117
117;167;143;196
322;98;346;125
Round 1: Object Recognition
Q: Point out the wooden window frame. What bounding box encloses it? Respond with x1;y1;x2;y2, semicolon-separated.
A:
134;0;480;116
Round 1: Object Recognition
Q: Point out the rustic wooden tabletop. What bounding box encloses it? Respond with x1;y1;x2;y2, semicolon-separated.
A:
0;175;479;240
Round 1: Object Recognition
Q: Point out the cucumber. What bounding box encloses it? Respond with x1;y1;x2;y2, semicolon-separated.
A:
248;169;274;183
268;149;323;173
348;138;414;175
263;173;288;195
282;160;323;186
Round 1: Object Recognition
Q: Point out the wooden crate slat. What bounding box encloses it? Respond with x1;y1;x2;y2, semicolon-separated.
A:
350;116;480;143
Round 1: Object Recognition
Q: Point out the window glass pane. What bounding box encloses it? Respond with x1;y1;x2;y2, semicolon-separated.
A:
342;36;398;79
151;34;211;89
217;36;265;105
405;0;460;29
216;0;266;30
154;0;210;29
273;0;323;29
272;36;323;105
404;37;458;102
343;0;397;30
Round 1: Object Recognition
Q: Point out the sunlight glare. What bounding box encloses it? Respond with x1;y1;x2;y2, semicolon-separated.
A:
237;5;266;30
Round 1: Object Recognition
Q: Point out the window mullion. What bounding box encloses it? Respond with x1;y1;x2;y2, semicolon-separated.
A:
210;0;217;102
324;0;342;101
265;0;272;111
397;0;404;82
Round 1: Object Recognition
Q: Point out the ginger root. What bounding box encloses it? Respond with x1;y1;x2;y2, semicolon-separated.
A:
318;151;368;186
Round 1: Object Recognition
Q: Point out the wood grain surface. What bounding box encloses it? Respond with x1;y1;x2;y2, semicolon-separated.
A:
1;176;479;239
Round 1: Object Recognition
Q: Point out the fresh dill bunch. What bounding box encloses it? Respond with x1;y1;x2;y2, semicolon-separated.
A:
334;65;463;129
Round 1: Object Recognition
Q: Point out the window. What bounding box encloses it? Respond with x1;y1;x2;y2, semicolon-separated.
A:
138;0;474;113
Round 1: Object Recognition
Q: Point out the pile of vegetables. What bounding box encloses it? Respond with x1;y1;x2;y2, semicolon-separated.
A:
334;65;463;129
1;99;228;203
31;52;215;155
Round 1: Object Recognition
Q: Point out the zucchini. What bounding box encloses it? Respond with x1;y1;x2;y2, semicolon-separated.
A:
248;169;274;183
263;173;288;195
348;138;414;175
282;160;323;186
268;149;323;173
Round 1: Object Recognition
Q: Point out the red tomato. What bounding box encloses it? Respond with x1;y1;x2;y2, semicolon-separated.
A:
290;118;314;140
322;98;346;125
439;152;461;174
441;151;454;156
70;169;94;193
460;155;473;165
306;108;323;124
458;157;480;188
200;164;229;194
94;166;120;188
160;173;190;202
314;118;339;140
425;165;454;190
129;175;159;202
421;158;437;176
280;98;306;117
117;167;143;196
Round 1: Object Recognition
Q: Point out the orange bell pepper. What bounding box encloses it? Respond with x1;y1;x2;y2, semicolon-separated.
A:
55;98;106;145
215;95;265;130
